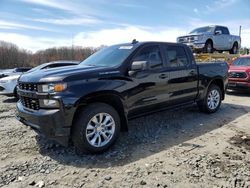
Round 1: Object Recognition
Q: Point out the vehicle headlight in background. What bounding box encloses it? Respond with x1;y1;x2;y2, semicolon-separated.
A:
194;35;203;41
41;83;67;93
39;99;59;108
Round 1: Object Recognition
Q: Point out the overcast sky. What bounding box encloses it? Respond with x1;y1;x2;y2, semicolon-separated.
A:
0;0;249;52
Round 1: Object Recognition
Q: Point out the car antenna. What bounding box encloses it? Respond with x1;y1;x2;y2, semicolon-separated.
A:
132;39;138;44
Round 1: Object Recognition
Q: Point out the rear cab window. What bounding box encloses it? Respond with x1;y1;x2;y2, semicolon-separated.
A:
163;45;190;68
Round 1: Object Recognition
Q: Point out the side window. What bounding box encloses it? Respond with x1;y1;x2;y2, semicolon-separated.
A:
165;46;189;68
133;45;163;70
222;27;229;34
215;26;222;33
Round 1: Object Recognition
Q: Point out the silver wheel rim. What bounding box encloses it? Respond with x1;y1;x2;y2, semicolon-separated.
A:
207;89;220;110
86;113;115;148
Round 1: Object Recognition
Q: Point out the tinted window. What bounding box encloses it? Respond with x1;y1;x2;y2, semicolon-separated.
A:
215;26;222;33
133;45;163;70
215;26;229;34
14;68;31;72
165;46;189;68
221;27;229;34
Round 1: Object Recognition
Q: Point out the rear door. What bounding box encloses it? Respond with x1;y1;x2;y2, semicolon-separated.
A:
162;44;198;105
126;44;171;117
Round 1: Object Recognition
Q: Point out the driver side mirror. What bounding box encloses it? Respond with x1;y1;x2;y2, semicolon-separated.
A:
128;61;149;76
215;30;222;35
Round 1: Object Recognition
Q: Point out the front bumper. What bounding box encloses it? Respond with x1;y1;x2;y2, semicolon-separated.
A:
186;43;205;51
227;81;250;90
16;101;74;146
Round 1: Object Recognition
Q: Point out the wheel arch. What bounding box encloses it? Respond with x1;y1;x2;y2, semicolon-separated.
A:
232;41;238;48
72;91;128;133
206;38;213;45
208;78;225;100
198;77;225;102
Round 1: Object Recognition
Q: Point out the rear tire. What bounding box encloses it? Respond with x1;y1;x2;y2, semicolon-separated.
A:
229;42;238;54
197;84;222;113
72;103;120;154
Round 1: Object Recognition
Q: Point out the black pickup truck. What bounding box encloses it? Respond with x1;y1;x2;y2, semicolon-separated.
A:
16;41;228;153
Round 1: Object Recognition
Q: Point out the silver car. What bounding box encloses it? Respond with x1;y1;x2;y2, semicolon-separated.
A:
0;61;78;98
177;25;241;54
0;74;20;97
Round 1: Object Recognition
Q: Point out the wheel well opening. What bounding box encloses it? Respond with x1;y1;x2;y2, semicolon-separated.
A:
233;41;238;46
73;94;128;133
206;39;213;46
210;79;224;100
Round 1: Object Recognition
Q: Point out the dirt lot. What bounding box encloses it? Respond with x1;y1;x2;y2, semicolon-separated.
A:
0;91;250;188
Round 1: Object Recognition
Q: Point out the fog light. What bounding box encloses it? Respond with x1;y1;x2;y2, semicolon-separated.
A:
39;99;59;108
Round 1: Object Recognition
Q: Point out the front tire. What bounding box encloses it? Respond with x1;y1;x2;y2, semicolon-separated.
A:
197;84;222;113
203;40;214;53
72;103;120;154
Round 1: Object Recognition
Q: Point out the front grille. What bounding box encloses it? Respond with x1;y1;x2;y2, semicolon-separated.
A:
20;96;40;110
229;72;247;78
179;37;195;43
18;82;38;92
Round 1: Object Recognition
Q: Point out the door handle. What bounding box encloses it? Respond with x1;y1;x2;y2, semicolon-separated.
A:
159;74;168;79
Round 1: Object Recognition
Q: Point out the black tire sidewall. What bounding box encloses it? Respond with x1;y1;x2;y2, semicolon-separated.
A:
230;43;238;54
72;103;121;154
204;41;213;53
233;43;238;54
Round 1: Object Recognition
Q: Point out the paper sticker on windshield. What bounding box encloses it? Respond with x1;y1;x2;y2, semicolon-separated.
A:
119;46;133;50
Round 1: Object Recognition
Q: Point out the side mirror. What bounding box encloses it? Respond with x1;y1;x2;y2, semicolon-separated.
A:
129;61;149;76
215;30;222;35
131;61;149;71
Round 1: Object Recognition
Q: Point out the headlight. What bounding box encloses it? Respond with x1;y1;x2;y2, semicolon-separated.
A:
39;99;59;108
194;35;203;41
41;83;67;93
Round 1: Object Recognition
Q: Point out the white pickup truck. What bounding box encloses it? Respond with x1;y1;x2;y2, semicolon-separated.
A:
177;25;241;54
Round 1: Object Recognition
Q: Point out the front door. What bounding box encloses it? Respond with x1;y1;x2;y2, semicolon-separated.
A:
126;44;170;117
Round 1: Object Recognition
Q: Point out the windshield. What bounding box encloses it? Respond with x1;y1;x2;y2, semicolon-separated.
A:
189;26;214;34
233;57;250;66
79;44;135;67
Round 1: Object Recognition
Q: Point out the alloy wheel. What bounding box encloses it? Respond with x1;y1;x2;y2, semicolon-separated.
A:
85;113;115;147
207;89;220;110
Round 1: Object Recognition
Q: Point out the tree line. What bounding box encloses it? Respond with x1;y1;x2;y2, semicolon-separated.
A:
0;40;249;69
0;41;99;69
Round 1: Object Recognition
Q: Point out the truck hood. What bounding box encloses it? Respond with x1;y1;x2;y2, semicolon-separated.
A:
178;34;200;38
19;65;116;83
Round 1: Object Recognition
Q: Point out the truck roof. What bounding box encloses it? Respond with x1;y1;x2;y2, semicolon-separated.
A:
120;41;188;47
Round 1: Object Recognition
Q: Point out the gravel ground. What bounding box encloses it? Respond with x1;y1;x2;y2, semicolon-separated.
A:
0;91;250;188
